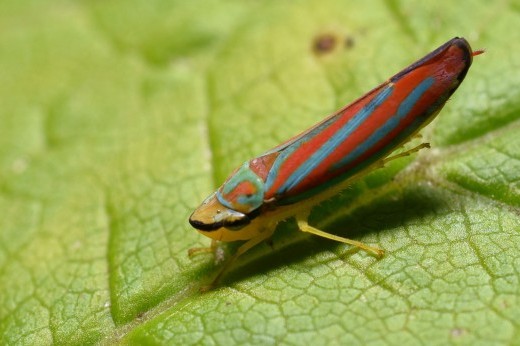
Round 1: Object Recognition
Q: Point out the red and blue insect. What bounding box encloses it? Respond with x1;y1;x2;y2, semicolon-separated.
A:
189;37;482;283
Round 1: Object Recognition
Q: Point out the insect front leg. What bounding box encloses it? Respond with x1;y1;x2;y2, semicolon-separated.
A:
188;239;218;257
202;227;277;290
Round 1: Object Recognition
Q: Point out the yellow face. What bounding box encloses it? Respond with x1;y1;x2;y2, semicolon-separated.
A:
189;192;260;242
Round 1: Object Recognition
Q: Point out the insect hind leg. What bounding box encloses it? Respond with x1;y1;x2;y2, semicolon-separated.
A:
383;142;430;164
297;219;384;257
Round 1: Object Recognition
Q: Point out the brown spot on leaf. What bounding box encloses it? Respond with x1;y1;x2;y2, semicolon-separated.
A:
313;33;337;55
344;35;355;49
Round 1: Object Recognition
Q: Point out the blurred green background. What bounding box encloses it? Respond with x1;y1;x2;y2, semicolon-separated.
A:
1;1;519;345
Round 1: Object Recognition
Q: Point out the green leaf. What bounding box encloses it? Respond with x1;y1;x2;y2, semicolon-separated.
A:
1;1;519;345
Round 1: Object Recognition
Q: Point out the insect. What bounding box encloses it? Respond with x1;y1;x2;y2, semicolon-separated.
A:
189;37;483;286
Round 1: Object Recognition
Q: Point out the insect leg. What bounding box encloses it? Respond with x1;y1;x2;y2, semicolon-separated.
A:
383;142;430;164
188;239;218;257
296;219;384;257
204;228;276;290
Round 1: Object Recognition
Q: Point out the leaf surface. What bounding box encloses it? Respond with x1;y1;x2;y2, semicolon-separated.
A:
1;1;519;345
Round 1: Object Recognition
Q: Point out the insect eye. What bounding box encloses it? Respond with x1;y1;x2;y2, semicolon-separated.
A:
223;214;251;230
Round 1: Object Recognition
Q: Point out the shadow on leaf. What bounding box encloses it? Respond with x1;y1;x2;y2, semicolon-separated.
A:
218;183;449;287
